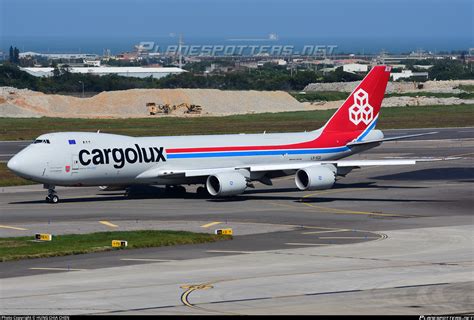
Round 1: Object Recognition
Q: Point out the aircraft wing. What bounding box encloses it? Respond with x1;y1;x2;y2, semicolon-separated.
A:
136;167;237;179
246;157;454;172
135;157;454;179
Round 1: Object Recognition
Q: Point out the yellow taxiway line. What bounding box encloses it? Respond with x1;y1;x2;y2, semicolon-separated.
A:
302;229;349;235
300;188;412;217
318;236;380;240
200;221;222;228
180;283;214;307
0;225;28;231
99;220;118;228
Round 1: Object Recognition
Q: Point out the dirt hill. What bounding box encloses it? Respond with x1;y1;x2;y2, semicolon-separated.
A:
0;87;307;118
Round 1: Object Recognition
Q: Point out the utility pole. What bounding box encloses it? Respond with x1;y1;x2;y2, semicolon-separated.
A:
78;81;84;98
178;34;183;69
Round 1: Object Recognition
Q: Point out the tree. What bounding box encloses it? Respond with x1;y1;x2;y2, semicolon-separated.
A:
60;64;71;77
51;61;61;78
13;47;20;64
9;46;13;63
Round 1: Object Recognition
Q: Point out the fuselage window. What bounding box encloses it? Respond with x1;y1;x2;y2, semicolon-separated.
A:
33;139;50;144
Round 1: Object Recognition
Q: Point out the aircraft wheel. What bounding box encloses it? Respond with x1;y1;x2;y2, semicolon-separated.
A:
46;195;59;204
50;195;59;204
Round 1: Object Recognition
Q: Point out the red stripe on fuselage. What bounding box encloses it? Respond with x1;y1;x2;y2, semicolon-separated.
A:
166;131;362;154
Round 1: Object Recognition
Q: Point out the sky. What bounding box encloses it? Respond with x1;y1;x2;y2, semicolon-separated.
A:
1;0;472;52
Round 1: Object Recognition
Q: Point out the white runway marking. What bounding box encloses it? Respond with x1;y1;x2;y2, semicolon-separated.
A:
207;250;255;254
30;267;86;271
285;243;329;246
120;258;176;262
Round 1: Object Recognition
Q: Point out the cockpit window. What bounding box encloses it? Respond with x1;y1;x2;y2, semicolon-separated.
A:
33;139;50;144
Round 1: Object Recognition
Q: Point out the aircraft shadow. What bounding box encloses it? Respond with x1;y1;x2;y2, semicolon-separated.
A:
297;197;448;204
371;167;474;181
208;195;447;203
10;195;127;204
243;182;425;195
10;192;445;205
7;181;434;205
6;181;442;204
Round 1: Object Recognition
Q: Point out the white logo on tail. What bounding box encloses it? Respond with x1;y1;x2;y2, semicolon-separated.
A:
349;89;373;125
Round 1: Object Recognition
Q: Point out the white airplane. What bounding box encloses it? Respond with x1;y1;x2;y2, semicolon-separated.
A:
7;66;437;203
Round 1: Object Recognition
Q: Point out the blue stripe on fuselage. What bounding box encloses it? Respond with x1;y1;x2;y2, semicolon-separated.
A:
167;147;350;159
356;117;378;142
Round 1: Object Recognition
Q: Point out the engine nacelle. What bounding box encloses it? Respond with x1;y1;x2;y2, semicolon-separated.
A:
206;172;247;197
295;165;336;191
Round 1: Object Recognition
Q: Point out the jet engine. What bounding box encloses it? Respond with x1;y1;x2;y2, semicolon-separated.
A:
206;172;247;197
295;165;336;191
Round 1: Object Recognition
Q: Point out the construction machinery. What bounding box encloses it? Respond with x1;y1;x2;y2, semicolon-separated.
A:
147;102;202;115
146;102;158;115
176;102;203;114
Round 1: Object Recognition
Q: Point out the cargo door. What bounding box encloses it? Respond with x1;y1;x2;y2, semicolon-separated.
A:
71;155;80;175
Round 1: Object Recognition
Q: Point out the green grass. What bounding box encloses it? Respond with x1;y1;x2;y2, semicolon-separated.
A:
0;162;36;187
456;84;474;92
375;104;474;128
291;90;474;102
0;104;473;142
386;92;474;99
0;230;230;262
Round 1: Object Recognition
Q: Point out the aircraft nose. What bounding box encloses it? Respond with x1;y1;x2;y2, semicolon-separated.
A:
7;151;35;178
7;154;24;174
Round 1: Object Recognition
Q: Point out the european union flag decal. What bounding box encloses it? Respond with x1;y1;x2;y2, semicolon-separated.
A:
68;139;76;145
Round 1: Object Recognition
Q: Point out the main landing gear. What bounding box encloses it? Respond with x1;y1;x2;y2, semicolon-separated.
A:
44;185;59;204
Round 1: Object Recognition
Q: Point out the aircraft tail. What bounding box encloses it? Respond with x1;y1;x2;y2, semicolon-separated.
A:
321;65;391;136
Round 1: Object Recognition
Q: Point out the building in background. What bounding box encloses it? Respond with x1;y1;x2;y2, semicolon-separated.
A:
20;66;186;79
342;63;368;73
19;52;99;60
391;70;429;81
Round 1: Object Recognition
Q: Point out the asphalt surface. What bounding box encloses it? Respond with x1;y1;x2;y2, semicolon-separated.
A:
0;127;473;314
0;140;30;162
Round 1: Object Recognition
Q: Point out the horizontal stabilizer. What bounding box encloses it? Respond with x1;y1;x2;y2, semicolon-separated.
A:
347;131;438;147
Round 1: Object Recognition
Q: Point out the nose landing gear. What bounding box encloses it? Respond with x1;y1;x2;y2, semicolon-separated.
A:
44;185;59;204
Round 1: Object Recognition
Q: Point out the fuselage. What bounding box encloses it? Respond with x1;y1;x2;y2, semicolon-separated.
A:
7;128;383;187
